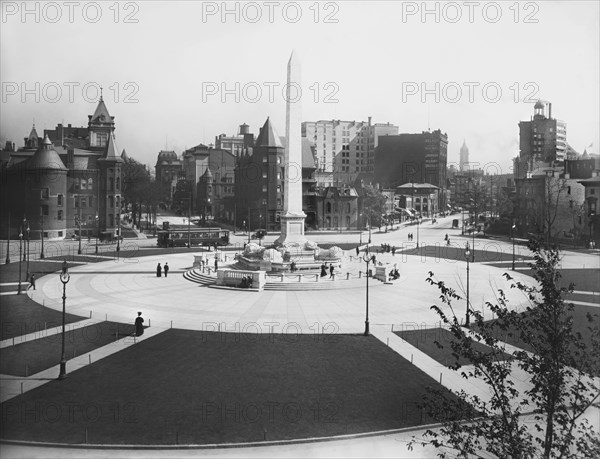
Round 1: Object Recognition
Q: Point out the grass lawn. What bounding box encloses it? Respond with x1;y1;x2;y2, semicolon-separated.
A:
0;294;86;341
0;329;459;445
398;244;530;263
0;321;138;376
0;261;83;283
396;328;511;367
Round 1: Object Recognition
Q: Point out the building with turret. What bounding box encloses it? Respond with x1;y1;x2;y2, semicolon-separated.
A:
0;96;125;240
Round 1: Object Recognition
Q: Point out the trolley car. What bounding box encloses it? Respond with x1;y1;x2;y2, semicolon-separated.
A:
157;226;230;248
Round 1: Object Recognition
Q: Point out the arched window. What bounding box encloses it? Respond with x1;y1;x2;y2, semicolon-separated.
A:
88;178;93;189
346;203;351;213
333;203;338;213
326;202;332;213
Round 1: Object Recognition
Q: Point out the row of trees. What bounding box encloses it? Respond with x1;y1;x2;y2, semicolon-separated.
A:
121;157;164;231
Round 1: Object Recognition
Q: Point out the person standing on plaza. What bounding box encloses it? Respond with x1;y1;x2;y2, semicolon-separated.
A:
163;262;169;277
156;263;162;277
392;246;396;256
356;246;360;256
135;312;144;337
29;273;36;290
329;263;335;279
214;257;218;272
320;263;327;277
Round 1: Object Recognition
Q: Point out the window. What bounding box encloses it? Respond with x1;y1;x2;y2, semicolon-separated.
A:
567;186;571;195
41;205;49;216
58;231;63;237
346;216;350;227
261;199;267;206
109;178;114;190
58;210;63;221
115;177;120;190
116;196;119;209
346;203;351;213
262;156;268;163
591;189;596;195
262;185;267;193
81;198;87;208
74;197;79;208
81;179;87;190
89;196;93;207
262;172;267;178
74;180;80;190
41;188;49;199
326;202;332;213
109;196;114;208
88;178;93;189
276;185;281;193
57;194;63;206
109;214;114;226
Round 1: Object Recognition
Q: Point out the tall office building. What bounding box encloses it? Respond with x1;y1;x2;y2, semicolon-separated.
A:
518;100;567;175
301;118;398;183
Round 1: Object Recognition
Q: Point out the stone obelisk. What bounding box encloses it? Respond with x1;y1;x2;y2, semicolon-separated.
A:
276;51;307;246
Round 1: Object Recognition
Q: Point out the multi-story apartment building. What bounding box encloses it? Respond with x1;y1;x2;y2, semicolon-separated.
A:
214;123;255;159
517;100;567;178
301;118;398;183
374;129;448;209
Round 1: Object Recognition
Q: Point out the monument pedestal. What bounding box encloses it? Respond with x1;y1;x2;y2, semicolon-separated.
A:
275;212;307;246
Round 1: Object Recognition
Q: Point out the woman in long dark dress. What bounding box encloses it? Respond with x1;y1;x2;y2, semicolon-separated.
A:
320;263;327;277
156;263;162;277
135;312;144;336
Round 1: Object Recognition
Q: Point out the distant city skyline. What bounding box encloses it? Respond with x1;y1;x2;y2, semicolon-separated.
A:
1;1;598;174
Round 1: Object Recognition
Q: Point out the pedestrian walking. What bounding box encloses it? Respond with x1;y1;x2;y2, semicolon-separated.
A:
392;246;396;256
30;273;36;290
156;263;162;277
290;261;296;272
444;233;448;241
329;263;335;279
214;258;218;271
447;238;451;246
134;312;144;337
163;262;169;277
356;246;359;256
320;263;327;277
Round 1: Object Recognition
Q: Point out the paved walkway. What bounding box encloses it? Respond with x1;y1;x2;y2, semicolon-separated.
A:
2;216;598;457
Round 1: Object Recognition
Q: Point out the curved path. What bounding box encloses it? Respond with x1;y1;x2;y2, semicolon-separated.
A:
32;251;534;334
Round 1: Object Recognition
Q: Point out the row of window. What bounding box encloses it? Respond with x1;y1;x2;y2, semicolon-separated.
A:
325;202;352;214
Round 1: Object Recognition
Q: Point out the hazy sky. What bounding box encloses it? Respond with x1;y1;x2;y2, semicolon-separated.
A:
1;1;598;174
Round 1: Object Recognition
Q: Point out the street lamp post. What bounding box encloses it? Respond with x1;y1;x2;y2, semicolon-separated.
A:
362;253;376;336
464;242;471;327
58;260;70;379
95;214;99;255
17;229;23;294
5;213;10;264
416;216;420;248
22;217;27;262
40;214;45;260
116;208;121;253
512;223;516;271
367;218;371;244
77;209;82;255
25;220;30;281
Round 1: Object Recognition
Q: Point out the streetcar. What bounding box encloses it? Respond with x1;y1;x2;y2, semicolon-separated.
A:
157;226;230;248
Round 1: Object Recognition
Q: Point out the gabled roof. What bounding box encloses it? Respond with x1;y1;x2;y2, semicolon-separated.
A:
99;132;123;163
302;138;316;169
28;125;39;141
255;118;283;148
90;97;112;123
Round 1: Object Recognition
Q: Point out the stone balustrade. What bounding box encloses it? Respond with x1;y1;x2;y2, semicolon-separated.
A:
215;269;266;290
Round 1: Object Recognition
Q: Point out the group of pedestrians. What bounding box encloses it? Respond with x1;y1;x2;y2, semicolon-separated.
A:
444;233;451;245
156;262;169;277
379;243;396;256
320;263;336;278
